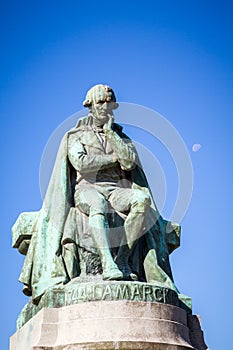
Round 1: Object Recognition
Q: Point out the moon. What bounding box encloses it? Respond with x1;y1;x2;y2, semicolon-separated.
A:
192;143;202;152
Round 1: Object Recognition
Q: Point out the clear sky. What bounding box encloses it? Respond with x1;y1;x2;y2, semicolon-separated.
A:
1;1;233;349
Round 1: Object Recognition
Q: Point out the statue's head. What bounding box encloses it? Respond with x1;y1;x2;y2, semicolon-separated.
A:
83;84;119;126
83;84;119;110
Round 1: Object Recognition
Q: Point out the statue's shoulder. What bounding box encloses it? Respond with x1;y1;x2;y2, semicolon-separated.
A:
67;116;92;135
69;115;91;131
67;116;95;145
76;115;91;127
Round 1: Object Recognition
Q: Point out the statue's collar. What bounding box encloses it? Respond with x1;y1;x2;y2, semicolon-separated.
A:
74;114;123;135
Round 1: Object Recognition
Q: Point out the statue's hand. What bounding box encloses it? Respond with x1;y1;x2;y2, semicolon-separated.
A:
112;153;118;163
103;115;114;132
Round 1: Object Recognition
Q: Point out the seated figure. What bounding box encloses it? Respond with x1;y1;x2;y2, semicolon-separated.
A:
12;84;180;305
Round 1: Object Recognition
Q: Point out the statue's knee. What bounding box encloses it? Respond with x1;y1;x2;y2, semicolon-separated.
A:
63;242;77;255
89;197;108;217
132;191;151;213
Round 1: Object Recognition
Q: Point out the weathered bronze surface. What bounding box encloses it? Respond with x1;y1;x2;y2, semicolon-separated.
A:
13;84;189;327
17;280;187;329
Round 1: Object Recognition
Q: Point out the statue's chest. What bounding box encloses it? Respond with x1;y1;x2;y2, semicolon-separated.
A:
81;132;113;155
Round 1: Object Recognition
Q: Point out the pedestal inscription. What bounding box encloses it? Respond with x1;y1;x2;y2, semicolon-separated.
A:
16;280;188;330
65;281;179;305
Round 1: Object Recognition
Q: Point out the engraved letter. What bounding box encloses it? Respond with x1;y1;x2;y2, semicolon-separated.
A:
115;284;129;299
102;285;112;300
143;285;153;301
131;284;141;301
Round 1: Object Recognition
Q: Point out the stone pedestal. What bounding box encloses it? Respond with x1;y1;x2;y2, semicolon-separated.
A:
10;300;208;350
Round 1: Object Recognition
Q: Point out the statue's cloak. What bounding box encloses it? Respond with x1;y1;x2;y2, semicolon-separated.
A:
19;116;179;304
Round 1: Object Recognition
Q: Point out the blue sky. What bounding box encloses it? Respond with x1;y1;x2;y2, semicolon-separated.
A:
1;1;233;349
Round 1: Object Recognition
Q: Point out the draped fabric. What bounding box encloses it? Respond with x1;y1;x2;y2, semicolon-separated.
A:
19;116;179;304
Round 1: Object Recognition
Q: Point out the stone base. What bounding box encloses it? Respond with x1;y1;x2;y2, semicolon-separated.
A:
10;300;208;350
16;279;192;330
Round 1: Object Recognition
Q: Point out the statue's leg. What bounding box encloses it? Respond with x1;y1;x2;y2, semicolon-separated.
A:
75;187;123;281
109;188;151;280
62;243;81;280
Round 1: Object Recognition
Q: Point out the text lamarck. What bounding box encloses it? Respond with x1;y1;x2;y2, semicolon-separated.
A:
65;282;178;305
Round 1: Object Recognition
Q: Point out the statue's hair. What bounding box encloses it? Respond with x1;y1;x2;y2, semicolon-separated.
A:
83;84;119;109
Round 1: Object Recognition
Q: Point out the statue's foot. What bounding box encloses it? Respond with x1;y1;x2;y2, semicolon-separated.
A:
117;263;138;281
126;272;138;281
102;266;123;281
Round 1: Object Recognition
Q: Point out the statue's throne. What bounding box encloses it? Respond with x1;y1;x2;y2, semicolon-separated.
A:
12;207;181;284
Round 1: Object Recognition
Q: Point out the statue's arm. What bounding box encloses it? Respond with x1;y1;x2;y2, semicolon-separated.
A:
68;135;117;174
104;129;136;170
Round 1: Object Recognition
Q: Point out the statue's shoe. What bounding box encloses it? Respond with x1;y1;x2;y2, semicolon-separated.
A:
102;267;123;281
117;263;138;281
128;272;138;281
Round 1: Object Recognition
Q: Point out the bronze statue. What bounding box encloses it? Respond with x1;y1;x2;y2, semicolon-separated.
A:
12;84;180;305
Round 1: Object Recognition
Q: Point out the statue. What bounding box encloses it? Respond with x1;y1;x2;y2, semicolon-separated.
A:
12;84;181;306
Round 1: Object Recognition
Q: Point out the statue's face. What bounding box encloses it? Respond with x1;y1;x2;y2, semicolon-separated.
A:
92;100;115;125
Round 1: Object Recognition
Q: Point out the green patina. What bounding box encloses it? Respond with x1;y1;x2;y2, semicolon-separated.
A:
12;84;191;327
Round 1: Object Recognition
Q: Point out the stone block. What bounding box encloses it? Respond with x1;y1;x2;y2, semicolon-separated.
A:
12;212;38;255
11;301;200;350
